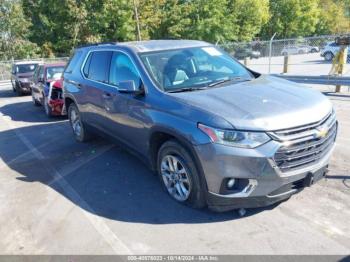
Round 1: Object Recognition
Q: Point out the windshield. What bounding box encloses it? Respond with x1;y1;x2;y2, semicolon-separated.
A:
16;64;38;74
46;66;65;80
140;46;253;92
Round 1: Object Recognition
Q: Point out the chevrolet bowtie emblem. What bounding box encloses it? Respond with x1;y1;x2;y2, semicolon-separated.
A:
315;125;329;138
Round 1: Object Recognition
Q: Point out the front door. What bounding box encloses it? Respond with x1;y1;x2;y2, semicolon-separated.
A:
102;51;148;153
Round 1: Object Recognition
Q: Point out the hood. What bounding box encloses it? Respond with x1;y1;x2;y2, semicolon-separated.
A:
173;75;332;131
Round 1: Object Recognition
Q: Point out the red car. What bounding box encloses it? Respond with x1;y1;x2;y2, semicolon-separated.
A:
31;63;66;117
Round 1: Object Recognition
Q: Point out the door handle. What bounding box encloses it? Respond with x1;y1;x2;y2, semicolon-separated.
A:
102;92;113;99
67;79;82;88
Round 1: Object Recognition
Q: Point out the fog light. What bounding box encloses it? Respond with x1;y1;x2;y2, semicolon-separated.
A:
227;178;236;189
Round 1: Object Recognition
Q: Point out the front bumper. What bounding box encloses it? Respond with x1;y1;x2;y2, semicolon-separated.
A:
194;139;335;212
48;99;66;116
17;81;31;91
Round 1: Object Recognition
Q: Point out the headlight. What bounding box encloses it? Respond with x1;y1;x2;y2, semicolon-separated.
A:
198;123;270;148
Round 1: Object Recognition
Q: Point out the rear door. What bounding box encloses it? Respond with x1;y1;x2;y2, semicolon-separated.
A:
80;50;113;130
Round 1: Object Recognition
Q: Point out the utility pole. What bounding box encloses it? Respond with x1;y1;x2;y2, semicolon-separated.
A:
133;0;141;41
268;32;277;74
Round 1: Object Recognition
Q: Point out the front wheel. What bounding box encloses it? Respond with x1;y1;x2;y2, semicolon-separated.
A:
16;84;23;96
157;140;206;209
68;103;93;142
32;91;41;106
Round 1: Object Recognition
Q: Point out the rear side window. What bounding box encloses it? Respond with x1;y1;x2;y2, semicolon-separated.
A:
85;51;112;83
65;51;83;74
82;53;92;77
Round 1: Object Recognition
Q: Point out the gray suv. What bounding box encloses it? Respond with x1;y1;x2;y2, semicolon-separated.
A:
63;40;337;212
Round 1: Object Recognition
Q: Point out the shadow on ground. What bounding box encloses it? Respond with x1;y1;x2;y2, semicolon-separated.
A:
0;122;278;225
0;101;67;123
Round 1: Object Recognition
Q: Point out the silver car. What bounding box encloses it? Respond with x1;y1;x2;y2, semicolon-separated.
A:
63;40;337;212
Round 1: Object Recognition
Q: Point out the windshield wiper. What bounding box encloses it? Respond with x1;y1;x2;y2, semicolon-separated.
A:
167;87;207;93
208;77;250;87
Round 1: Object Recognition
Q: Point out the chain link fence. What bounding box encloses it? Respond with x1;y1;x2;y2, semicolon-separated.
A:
0;57;69;81
0;35;349;81
220;34;350;76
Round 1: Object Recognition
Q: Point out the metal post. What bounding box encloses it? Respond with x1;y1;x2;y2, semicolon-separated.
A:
283;55;289;74
335;45;348;92
133;0;141;41
244;57;249;66
268;33;277;74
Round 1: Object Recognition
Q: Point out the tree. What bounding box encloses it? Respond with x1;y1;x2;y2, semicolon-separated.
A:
315;0;350;35
228;0;270;42
0;0;39;59
260;0;320;39
85;0;135;42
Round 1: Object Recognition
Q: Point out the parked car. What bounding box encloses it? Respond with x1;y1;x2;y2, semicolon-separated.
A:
299;45;320;53
63;40;337;212
11;61;41;96
231;46;261;59
31;63;66;117
281;46;309;56
321;41;350;61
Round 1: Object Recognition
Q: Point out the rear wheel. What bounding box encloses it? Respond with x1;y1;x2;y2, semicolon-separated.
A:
157;140;206;209
68;103;93;142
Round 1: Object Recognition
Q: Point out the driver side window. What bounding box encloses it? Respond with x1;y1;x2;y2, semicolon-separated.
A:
109;52;141;88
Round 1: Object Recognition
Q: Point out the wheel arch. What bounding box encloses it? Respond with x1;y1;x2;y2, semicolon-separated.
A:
148;127;208;191
64;95;77;111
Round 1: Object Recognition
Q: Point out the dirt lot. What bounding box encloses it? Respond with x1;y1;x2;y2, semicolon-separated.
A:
0;83;349;255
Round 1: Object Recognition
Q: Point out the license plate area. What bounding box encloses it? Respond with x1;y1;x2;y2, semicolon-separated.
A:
304;166;328;187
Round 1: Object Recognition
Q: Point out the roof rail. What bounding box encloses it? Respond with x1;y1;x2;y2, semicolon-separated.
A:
76;42;118;49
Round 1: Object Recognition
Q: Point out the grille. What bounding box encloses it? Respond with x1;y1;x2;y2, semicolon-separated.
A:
270;111;337;173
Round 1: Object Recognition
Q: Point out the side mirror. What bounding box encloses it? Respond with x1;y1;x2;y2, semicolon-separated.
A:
118;80;144;95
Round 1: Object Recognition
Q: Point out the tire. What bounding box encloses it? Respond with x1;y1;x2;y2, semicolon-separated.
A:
68;103;93;142
324;52;334;61
32;91;41;106
157;139;206;209
12;81;16;92
44;96;53;117
16;83;23;96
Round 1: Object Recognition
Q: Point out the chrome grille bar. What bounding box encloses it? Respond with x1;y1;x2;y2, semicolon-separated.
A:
271;110;337;173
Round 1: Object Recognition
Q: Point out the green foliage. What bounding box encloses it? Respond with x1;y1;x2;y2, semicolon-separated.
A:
228;0;270;41
261;0;320;39
315;0;350;35
0;0;40;59
0;0;349;59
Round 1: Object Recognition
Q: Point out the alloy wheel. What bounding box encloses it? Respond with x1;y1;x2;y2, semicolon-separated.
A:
70;108;82;137
160;155;192;202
